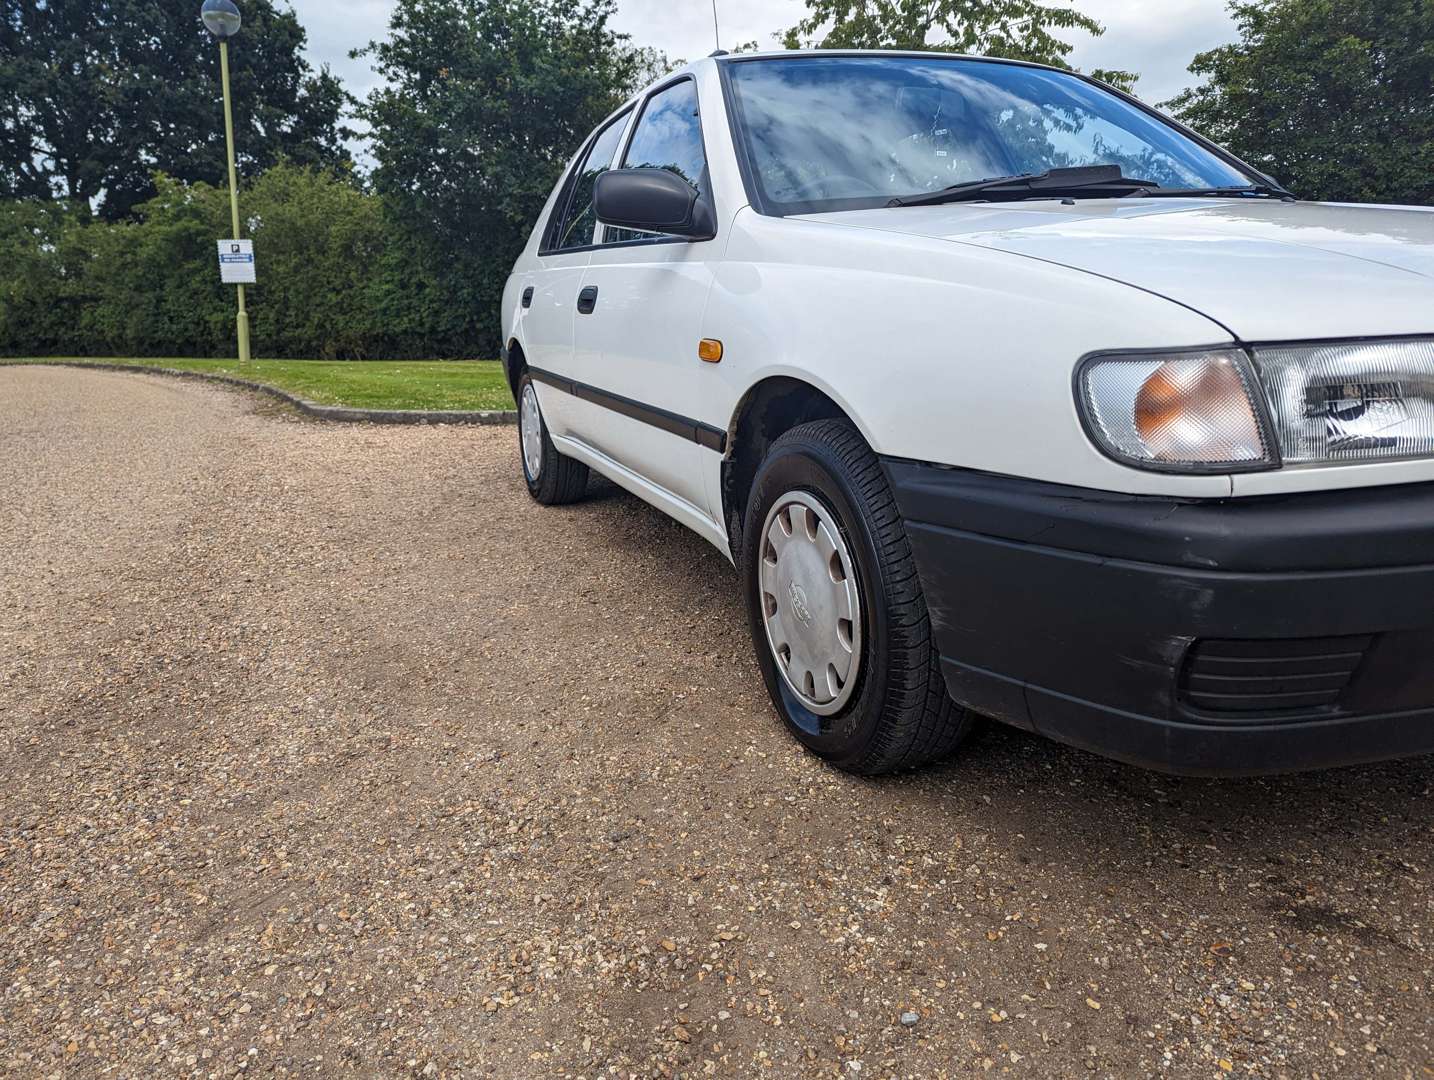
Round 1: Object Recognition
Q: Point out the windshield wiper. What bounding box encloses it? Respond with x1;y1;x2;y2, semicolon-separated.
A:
1132;182;1297;200
887;165;1161;208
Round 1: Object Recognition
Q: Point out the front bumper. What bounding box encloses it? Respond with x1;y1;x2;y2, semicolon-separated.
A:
886;460;1434;776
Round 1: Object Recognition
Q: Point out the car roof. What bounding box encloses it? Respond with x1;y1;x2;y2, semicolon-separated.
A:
717;48;1056;66
677;48;1065;78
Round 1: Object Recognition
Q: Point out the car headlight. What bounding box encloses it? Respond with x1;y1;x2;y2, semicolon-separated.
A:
1077;339;1434;473
1254;338;1434;465
1077;348;1277;472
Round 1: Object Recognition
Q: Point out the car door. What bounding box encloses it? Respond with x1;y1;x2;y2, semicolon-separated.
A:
565;76;723;519
522;108;632;441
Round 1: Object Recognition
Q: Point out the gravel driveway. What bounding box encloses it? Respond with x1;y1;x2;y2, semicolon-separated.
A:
1;366;1430;1079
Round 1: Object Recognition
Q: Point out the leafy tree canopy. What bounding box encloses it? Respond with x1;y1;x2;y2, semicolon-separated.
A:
0;0;350;219
782;0;1137;90
1166;0;1434;205
355;0;642;355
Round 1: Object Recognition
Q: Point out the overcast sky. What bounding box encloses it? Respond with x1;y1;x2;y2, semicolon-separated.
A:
290;0;1236;155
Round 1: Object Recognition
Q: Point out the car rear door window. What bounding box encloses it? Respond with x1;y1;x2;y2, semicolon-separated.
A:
606;79;707;244
550;111;630;252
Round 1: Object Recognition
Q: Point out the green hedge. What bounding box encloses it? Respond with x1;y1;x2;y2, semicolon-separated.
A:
0;166;502;361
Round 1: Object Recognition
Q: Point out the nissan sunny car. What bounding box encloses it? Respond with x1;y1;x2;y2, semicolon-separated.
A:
501;51;1434;777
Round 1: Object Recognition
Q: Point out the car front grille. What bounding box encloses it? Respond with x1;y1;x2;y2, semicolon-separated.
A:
1179;635;1374;718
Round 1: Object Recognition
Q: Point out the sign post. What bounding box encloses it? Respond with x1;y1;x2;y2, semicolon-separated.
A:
202;0;251;364
218;36;250;364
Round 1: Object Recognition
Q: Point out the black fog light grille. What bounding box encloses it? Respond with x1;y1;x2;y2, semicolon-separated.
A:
1180;635;1373;716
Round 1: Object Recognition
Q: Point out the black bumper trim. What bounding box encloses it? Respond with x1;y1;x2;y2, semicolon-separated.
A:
884;459;1434;572
886;460;1434;775
1010;662;1434;777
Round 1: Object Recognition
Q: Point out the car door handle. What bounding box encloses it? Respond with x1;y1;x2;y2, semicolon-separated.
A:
521;286;534;309
577;286;599;315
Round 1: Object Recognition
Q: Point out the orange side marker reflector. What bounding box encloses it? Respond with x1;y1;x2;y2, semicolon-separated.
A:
699;339;724;363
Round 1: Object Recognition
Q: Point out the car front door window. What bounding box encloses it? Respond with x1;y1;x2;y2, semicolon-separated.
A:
606;80;708;245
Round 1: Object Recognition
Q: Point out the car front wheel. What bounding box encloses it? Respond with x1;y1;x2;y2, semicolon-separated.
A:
518;373;588;505
741;419;974;774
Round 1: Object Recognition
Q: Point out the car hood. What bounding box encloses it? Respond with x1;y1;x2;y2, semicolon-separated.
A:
800;199;1434;342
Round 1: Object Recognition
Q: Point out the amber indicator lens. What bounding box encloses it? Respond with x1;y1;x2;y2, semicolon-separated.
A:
1133;357;1265;463
699;339;724;363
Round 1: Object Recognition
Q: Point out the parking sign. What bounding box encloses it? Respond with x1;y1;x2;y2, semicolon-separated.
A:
217;239;256;284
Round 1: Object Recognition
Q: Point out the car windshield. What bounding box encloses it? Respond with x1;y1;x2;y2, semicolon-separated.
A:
724;55;1254;213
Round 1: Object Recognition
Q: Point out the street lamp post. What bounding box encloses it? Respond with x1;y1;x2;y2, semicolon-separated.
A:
201;0;250;364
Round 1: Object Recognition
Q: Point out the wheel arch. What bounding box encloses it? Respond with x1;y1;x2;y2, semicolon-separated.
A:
721;375;865;553
503;337;527;399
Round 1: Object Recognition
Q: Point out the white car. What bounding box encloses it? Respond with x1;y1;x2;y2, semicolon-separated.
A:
501;51;1434;777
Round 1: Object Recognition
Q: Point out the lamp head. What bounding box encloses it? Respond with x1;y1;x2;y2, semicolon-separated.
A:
201;0;241;39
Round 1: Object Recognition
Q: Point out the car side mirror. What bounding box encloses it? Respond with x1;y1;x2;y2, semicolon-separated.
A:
594;168;714;240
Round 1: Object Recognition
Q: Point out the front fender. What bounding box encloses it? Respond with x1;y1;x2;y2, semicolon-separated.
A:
700;209;1237;498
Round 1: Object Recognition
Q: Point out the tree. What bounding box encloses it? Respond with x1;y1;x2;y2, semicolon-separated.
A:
782;0;1137;90
0;198;90;354
627;46;682;94
0;0;349;219
1166;0;1434;205
356;0;641;357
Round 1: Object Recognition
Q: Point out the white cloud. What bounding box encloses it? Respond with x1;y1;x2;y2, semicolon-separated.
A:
287;0;392;104
609;0;805;59
1070;0;1235;103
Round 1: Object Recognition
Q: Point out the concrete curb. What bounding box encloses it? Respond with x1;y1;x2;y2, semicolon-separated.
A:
1;361;519;426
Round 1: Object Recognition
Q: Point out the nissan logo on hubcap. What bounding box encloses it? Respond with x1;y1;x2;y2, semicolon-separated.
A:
789;581;813;626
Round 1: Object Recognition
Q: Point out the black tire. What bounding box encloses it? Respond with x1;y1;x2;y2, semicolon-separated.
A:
741;419;975;774
518;372;589;505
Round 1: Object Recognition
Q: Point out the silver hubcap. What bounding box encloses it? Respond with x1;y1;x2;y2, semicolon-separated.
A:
759;491;862;716
520;383;543;481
